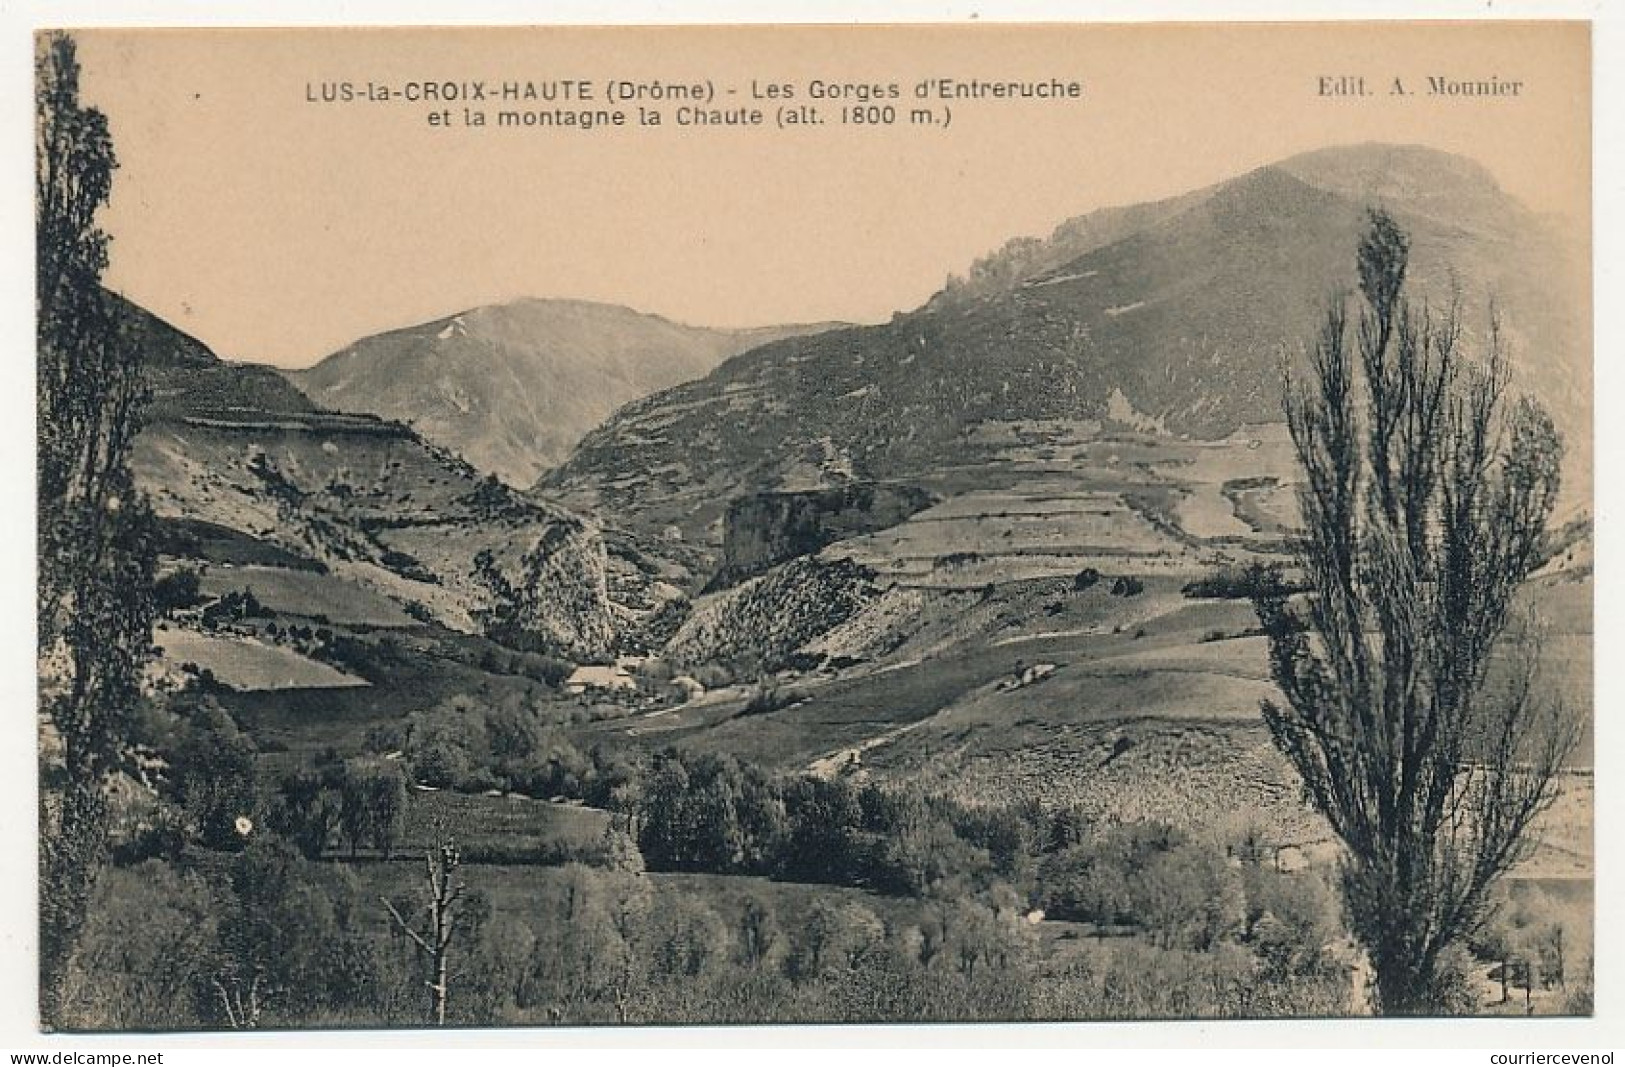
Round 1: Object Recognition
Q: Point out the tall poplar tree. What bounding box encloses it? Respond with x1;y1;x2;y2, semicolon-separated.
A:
36;30;156;1027
1253;209;1578;1014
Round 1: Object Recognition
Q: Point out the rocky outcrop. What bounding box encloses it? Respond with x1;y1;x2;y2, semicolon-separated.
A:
665;556;881;672
472;520;619;658
709;483;936;591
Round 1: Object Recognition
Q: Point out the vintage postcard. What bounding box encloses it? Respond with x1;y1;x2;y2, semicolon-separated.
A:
33;21;1592;1032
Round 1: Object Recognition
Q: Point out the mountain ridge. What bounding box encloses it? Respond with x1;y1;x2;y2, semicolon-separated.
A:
287;297;842;486
540;144;1589;578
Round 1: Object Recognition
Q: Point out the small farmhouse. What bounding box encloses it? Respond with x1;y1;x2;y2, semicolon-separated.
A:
564;663;638;695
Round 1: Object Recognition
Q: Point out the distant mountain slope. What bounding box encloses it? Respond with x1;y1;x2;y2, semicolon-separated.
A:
117;293;626;658
288;299;839;486
542;144;1588;562
112;290;316;420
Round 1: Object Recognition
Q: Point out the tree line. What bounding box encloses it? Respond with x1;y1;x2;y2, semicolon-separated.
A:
61;815;1362;1028
73;676;1594;1027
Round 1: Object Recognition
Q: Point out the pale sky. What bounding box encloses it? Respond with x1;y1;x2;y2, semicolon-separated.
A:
73;23;1589;368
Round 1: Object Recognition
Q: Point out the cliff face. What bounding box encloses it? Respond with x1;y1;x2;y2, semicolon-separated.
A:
710;483;937;590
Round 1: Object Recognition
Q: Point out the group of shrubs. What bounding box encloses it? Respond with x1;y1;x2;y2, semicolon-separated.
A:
66;837;1319;1029
198;588;275;630
1036;822;1337;966
93;683;1598;1027
80;778;1357;1030
387;693;597;798
66;840;388;1030
153;566;204;614
266;757;409;860
112;693;413;864
356;691;641;810
1181;561;1305;600
740;678;805;716
1070;568;1142;597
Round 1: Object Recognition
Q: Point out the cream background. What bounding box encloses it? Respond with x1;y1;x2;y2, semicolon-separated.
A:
72;22;1589;368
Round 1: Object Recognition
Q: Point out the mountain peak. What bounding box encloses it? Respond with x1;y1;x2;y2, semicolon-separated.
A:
546;142;1585;551
288;300;839;486
1270;142;1518;220
1274;141;1502;186
929;143;1516;315
469;295;669;323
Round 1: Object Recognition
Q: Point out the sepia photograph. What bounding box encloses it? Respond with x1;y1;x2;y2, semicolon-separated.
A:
28;18;1595;1036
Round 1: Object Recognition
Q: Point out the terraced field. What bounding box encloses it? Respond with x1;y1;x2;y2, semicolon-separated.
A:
602;589;1261;769
807;423;1306;592
825;484;1201;587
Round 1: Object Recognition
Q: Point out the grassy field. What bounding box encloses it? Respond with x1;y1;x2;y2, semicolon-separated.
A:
1083;632;1271;676
1175;482;1256;539
198;564;415;627
154;628;366;691
1517;774;1593;880
395;788;612;854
